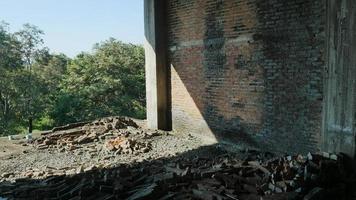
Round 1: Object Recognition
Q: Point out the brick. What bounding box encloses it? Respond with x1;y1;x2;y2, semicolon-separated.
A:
166;0;325;154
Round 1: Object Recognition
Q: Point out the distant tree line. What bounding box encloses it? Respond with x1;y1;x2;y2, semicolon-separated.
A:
0;22;145;135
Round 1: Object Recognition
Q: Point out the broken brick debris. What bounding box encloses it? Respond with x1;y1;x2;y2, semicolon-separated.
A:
33;116;153;156
0;151;355;200
104;137;151;154
50;121;91;134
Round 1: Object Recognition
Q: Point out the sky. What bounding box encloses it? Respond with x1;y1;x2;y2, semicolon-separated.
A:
0;0;144;57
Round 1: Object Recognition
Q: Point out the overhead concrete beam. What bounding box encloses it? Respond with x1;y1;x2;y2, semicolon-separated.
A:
144;0;171;130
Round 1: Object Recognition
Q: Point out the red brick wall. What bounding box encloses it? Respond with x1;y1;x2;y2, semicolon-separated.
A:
166;0;326;154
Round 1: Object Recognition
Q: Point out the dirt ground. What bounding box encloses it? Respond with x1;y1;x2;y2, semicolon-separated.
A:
0;119;216;182
0;138;25;159
1;118;355;200
0;133;40;159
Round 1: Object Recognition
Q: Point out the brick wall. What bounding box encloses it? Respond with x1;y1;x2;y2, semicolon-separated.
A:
166;0;326;154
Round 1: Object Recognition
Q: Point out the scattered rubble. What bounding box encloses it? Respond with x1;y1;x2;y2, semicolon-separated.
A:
0;117;355;199
0;149;355;200
35;116;140;148
31;116;156;158
104;137;151;155
0;116;203;184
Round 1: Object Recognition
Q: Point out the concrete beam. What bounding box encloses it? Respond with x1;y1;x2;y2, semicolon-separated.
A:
144;0;171;130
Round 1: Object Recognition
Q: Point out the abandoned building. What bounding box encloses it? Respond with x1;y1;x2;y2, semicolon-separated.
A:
144;0;356;157
1;1;356;199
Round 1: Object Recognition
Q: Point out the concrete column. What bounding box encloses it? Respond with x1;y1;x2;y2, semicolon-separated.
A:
144;0;171;130
322;0;356;158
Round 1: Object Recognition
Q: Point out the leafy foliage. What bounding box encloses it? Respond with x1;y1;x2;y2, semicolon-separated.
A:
0;23;145;135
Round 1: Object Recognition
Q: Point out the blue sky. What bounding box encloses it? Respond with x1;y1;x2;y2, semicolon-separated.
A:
0;0;144;57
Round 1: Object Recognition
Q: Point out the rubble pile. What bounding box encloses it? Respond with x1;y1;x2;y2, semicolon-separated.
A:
32;117;156;156
0;151;354;200
35;117;139;150
104;137;151;155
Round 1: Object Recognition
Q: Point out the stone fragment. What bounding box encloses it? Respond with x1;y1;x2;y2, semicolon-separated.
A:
1;173;14;178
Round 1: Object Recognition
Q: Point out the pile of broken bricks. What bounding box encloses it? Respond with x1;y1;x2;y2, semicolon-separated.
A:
33;116;154;155
0;150;355;200
104;137;151;155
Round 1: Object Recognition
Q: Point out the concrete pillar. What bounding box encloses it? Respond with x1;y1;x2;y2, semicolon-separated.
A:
144;0;171;130
322;0;356;158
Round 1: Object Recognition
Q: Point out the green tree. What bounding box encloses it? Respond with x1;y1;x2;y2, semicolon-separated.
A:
15;24;44;133
32;51;70;129
54;38;145;125
0;22;23;134
0;22;146;135
0;22;49;135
